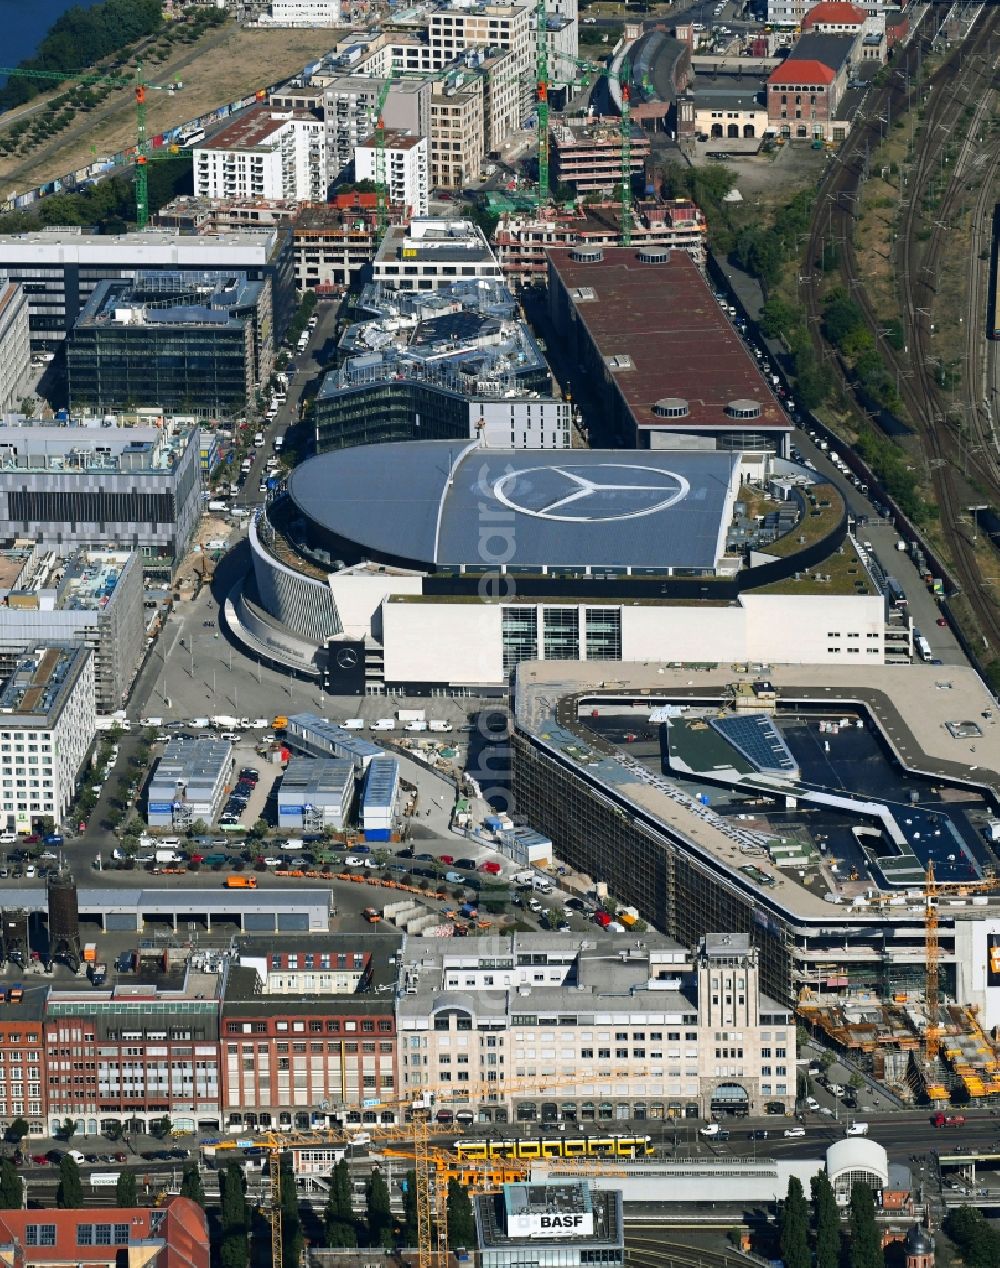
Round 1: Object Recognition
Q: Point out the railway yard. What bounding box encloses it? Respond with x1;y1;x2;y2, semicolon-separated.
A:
800;0;1000;670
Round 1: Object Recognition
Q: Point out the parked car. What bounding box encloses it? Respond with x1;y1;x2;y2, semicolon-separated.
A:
784;1127;806;1138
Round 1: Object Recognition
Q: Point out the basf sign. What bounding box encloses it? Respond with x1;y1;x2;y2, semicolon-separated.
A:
508;1212;595;1239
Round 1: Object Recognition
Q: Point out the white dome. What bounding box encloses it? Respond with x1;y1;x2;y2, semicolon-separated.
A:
826;1137;889;1188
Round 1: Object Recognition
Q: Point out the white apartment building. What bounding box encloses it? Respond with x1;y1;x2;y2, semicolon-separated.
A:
354;131;429;217
302;75;431;183
0;643;96;832
265;0;342;23
397;932;796;1124
194;106;327;203
0;283;29;415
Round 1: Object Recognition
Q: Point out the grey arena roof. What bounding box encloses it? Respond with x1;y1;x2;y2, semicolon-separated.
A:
287;441;740;571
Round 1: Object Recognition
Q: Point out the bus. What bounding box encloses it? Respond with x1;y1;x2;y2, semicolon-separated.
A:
453;1134;654;1161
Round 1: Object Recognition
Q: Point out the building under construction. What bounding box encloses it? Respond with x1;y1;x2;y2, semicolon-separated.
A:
551;119;650;193
493;198;707;285
511;660;1000;1102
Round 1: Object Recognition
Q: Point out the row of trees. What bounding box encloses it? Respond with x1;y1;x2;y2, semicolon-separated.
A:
779;1175;881;1268
0;0;163;110
0;154;192;239
322;1159;474;1251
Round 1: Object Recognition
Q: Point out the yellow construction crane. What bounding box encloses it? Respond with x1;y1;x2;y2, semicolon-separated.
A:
210;1064;660;1268
859;862;998;1063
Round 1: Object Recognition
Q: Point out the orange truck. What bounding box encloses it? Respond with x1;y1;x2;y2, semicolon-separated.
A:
363;907;381;923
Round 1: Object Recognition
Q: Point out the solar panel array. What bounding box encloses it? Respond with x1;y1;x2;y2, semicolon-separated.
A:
710;714;798;777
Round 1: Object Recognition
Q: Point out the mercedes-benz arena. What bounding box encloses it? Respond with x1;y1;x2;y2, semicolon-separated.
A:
233;439;885;693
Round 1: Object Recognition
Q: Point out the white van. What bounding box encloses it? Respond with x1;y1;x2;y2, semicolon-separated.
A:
371;719;396;731
342;719;365;730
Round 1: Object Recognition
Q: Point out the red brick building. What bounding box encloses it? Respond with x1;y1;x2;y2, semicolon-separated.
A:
220;935;401;1132
44;971;223;1138
0;1198;208;1268
0;983;46;1139
766;32;855;141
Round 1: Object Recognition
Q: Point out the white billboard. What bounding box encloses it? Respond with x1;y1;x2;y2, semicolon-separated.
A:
508;1211;595;1239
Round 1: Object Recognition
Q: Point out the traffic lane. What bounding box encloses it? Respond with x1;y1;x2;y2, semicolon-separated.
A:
233;301;337;508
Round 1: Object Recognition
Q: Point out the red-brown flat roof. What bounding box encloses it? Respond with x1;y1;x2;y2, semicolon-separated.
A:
200;105;298;151
548;247;791;434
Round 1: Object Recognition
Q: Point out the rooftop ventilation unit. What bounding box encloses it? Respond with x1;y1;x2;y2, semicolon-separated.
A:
652;397;689;419
725;399;762;420
637;247;671;263
569;246;603;263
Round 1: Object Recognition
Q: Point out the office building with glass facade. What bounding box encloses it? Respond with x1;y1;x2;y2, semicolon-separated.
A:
66;272;270;420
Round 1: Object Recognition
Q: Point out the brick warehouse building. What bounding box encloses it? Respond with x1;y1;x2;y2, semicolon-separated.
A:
220;934;402;1132
44;969;223;1138
766;32;855;142
0;1199;208;1268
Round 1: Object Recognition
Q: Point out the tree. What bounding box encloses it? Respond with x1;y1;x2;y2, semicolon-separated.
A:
401;1169;419;1248
280;1157;304;1268
944;1206;1000;1268
324;1158;357;1247
179;1163;206;1206
780;1175;810;1268
849;1181;884;1268
220;1234;249;1268
153;1115;172;1139
365;1166;394;1249
219;1162;249;1268
220;1161;248;1232
115;1170;138;1207
5;1118;28;1145
811;1171;841;1268
447;1177;475;1247
0;1159;22;1209
56;1154;84;1208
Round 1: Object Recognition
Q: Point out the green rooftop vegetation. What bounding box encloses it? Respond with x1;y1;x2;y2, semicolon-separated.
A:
755;538;877;597
765;484;845;558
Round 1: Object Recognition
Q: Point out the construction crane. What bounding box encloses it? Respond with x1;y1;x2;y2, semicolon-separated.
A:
209;1063;660;1268
859;862;999;1064
535;0;551;201
0;61;184;227
373;77;393;238
619;56;633;246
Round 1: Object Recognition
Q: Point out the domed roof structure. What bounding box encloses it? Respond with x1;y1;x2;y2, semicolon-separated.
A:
905;1224;934;1256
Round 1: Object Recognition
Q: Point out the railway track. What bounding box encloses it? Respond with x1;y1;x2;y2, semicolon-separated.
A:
626;1234;747;1268
799;1;1000;653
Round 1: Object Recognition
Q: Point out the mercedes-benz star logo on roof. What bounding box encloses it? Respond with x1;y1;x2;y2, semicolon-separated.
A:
492;464;691;523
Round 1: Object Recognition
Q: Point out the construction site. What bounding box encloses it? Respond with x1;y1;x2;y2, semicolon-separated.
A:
510;660;1000;1115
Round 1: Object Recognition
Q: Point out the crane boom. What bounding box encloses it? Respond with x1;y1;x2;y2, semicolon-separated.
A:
0;60;176;228
374;78;393;238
